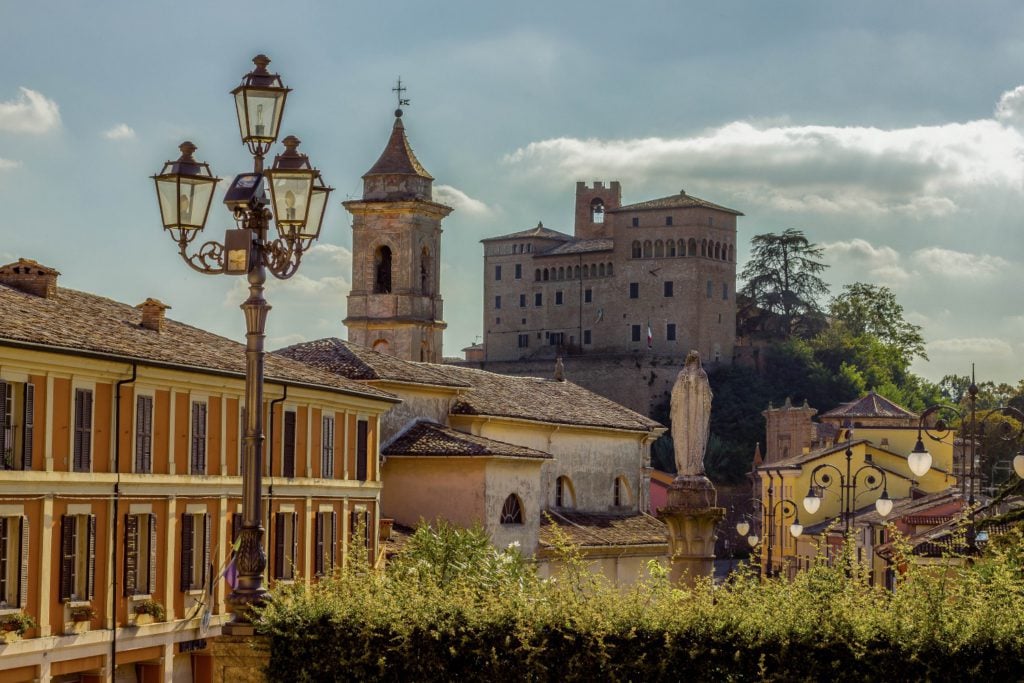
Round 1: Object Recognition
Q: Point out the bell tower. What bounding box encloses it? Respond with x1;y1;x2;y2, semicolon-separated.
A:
343;101;452;363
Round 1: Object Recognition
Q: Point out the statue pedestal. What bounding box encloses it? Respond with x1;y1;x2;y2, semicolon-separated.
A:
657;475;724;586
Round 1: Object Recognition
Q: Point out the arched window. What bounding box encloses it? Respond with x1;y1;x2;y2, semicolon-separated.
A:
591;198;605;224
420;246;431;295
555;476;575;508
701;239;707;257
574;265;580;279
500;494;523;524
728;244;734;262
607;263;613;276
715;242;721;260
654;240;664;258
688;238;697;256
372;339;389;353
420;341;430;362
535;269;541;281
543;268;549;281
631;241;641;258
558;267;564;280
527;243;532;253
374;246;392;294
613;475;631;507
667;240;676;257
512;244;518;254
643;240;653;258
583;264;590;278
598;263;605;277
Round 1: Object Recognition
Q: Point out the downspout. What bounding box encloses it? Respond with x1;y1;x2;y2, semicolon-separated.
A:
111;362;137;682
266;386;287;578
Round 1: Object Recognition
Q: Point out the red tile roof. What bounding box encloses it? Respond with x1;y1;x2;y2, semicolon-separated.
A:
383;420;551;459
539;510;667;548
276;338;467;387
821;392;918;420
363;116;433;180
609;190;743;216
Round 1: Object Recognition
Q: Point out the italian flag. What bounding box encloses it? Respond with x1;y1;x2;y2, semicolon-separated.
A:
647;321;652;348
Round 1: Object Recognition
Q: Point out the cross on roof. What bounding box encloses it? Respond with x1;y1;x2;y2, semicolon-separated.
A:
393;77;410;108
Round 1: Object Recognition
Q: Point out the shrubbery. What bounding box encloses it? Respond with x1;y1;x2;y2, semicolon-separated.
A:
257;523;1024;682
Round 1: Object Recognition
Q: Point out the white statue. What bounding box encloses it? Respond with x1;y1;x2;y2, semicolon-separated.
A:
671;350;713;476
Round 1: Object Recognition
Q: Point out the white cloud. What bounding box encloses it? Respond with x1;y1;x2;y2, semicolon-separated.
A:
434;185;493;216
822;238;910;286
911;247;1009;280
995;85;1024;129
102;123;136;140
0;158;20;171
0;87;60;134
306;243;352;266
504;90;1024;217
928;337;1014;356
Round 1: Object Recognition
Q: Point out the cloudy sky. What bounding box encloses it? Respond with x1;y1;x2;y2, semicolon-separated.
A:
2;1;1023;383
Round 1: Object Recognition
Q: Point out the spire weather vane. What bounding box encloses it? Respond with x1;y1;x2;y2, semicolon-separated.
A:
393;77;410;109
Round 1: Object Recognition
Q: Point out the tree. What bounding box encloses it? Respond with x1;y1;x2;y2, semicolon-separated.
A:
828;283;927;364
739;229;830;339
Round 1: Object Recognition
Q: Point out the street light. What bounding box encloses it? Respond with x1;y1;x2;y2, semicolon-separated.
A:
802;424;893;535
151;55;333;633
736;482;802;578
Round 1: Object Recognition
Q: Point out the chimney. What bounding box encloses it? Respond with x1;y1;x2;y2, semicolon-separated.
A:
0;259;60;299
137;298;171;332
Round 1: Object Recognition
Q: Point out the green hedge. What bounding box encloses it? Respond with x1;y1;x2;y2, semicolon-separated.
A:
257;524;1024;682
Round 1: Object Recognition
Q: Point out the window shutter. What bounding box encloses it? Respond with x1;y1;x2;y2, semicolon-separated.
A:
356;420;368;481
314;513;324;576
0;381;9;470
330;511;337;570
231;513;243;547
148;513;158;595
273;513;285;579
283;412;296;478
59;515;75;602
290;513;298;577
192;403;207;474
86;514;97;600
17;516;29;608
203;514;211;589
0;518;8;602
22;383;33;470
124;514;138;596
136;396;153;473
180;513;194;591
74;389;93;472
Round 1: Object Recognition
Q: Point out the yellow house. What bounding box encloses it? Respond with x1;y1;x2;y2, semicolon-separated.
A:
276;338;669;584
0;259;397;682
754;393;956;577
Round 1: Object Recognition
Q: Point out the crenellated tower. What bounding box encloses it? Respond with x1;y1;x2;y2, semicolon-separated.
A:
574;180;621;239
343;106;452;362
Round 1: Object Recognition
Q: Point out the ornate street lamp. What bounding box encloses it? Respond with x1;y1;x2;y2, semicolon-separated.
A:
736;482;802;578
802;424;893;535
151;55;333;633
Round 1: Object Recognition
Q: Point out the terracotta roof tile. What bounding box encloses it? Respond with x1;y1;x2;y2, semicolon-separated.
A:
480;223;573;243
275;338;467;387
383;420;551;459
539;511;667;548
821;392;918;420
0;280;396;402
536;239;614;257
609;191;743;216
363;116;432;179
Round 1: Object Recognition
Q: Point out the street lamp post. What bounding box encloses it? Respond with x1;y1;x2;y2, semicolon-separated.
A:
736;482;802;578
802;424;893;536
151;55;333;632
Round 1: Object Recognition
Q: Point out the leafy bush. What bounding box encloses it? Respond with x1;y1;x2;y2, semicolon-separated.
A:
258;523;1024;682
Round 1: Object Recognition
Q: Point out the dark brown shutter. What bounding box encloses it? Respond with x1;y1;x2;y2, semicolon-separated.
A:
74;389;93;472
148;513;158;595
192;403;207;474
291;513;298;577
59;515;75;602
17;516;29;608
283;412;296;478
180;513;194;591
356;420;368;481
203;514;211;589
322;417;334;478
86;514;96;600
330;511;337;570
314;513;324;576
0;381;9;470
273;513;285;579
136;396;153;473
22;383;33;470
231;513;243;547
0;519;9;602
124;514;138;596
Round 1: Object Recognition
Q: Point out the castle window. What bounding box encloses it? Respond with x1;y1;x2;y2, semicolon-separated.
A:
664;281;673;297
667;241;677;257
555;476;575;508
688;238;697;256
500;494;524;524
665;216;673;226
722;283;728;300
519;294;526;307
707;280;713;298
574;265;580;279
517;334;529;348
667;323;676;341
632;217;639;227
678;239;685;257
709;217;714;226
701;240;707;257
495;296;502;309
643;240;653;258
527;243;532;253
515;264;522;279
535;293;543;306
558;267;564;280
584;289;592;303
607;263;613;275
590;198;605;224
495;265;502;281
555;291;563;305
583;330;592;345
543;269;549;281
598;263;605;277
535;269;541;281
629;282;639;299
631;325;641;342
374;246;392;294
728;244;734;262
420;248;430;295
654;240;664;258
631;241;641;259
715;242;721;259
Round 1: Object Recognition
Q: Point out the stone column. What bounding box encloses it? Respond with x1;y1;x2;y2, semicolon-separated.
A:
658;474;725;585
